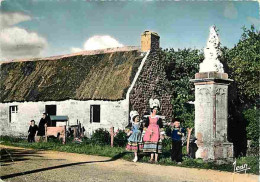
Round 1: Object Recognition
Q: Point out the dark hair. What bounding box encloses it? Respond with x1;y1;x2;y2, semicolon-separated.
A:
132;115;139;122
150;106;160;113
43;113;47;115
31;120;35;123
173;118;181;122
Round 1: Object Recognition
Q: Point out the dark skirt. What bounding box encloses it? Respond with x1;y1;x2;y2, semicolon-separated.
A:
37;127;45;136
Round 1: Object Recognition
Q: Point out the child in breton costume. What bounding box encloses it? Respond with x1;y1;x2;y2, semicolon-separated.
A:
125;111;143;162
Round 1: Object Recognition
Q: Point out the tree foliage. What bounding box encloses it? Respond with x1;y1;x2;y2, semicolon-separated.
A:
227;25;260;101
223;25;259;156
244;108;259;148
162;48;204;128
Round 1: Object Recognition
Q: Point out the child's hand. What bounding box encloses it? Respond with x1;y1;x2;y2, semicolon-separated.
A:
125;128;130;134
160;135;165;140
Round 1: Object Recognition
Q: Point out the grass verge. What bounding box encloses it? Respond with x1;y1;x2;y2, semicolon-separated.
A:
0;136;258;175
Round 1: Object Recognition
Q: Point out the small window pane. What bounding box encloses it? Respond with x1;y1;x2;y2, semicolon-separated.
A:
9;105;18;123
10;106;18;113
90;105;100;123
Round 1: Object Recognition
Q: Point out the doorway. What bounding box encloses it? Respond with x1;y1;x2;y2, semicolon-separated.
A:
45;105;57;116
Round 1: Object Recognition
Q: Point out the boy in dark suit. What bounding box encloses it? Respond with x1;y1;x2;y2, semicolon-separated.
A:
28;120;38;143
170;118;186;163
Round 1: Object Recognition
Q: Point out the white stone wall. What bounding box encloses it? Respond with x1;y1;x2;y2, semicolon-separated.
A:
0;99;129;137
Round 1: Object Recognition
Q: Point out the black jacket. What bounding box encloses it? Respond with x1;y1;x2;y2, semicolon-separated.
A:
28;125;38;135
38;118;47;136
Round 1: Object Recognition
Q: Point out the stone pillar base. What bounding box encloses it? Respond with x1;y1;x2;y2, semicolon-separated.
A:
196;142;233;160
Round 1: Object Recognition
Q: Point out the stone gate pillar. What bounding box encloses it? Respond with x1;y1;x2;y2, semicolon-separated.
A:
190;26;233;160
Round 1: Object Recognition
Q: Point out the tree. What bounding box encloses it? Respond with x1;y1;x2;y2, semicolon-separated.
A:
162;48;204;128
220;25;260;157
227;25;260;102
244;108;259;149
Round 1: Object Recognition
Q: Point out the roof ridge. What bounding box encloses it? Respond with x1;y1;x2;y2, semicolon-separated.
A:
0;46;141;64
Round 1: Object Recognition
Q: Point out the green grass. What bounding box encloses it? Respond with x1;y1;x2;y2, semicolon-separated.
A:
1;136;258;175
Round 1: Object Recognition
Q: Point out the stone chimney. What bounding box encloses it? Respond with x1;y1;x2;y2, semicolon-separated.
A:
141;31;160;52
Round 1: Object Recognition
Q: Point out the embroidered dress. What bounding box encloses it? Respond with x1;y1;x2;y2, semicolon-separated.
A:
143;116;162;153
126;123;143;152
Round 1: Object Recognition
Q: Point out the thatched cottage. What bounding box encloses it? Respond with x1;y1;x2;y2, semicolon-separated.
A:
0;31;173;137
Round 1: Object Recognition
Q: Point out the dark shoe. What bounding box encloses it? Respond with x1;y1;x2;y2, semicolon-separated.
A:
148;159;154;163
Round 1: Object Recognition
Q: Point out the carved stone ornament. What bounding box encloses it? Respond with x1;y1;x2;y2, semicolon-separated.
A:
199;26;224;73
197;87;211;102
216;88;227;96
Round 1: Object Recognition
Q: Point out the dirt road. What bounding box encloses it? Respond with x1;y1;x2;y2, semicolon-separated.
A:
0;145;258;182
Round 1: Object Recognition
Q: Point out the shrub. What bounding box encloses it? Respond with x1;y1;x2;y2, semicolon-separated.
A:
91;128;110;145
0;135;24;143
243;108;259;154
113;130;127;147
162;137;171;150
236;156;259;174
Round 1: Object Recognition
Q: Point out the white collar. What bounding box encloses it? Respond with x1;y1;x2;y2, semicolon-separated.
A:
150;115;158;118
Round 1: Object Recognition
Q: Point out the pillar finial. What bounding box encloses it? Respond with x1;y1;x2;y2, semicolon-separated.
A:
199;26;224;73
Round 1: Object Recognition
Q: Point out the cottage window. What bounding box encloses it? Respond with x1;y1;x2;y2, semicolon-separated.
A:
90;105;100;123
9;106;18;123
10;106;18;113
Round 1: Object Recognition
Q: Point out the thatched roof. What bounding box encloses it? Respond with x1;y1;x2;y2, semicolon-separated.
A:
0;47;144;102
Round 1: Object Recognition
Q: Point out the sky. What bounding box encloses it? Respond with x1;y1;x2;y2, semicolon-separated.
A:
0;0;259;61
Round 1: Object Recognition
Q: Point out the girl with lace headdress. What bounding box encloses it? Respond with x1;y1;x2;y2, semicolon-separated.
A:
142;99;164;163
125;110;143;162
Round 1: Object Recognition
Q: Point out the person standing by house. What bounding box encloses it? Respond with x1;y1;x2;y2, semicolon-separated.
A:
125;110;143;162
37;113;48;140
170;118;186;163
28;120;38;143
142;99;164;163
